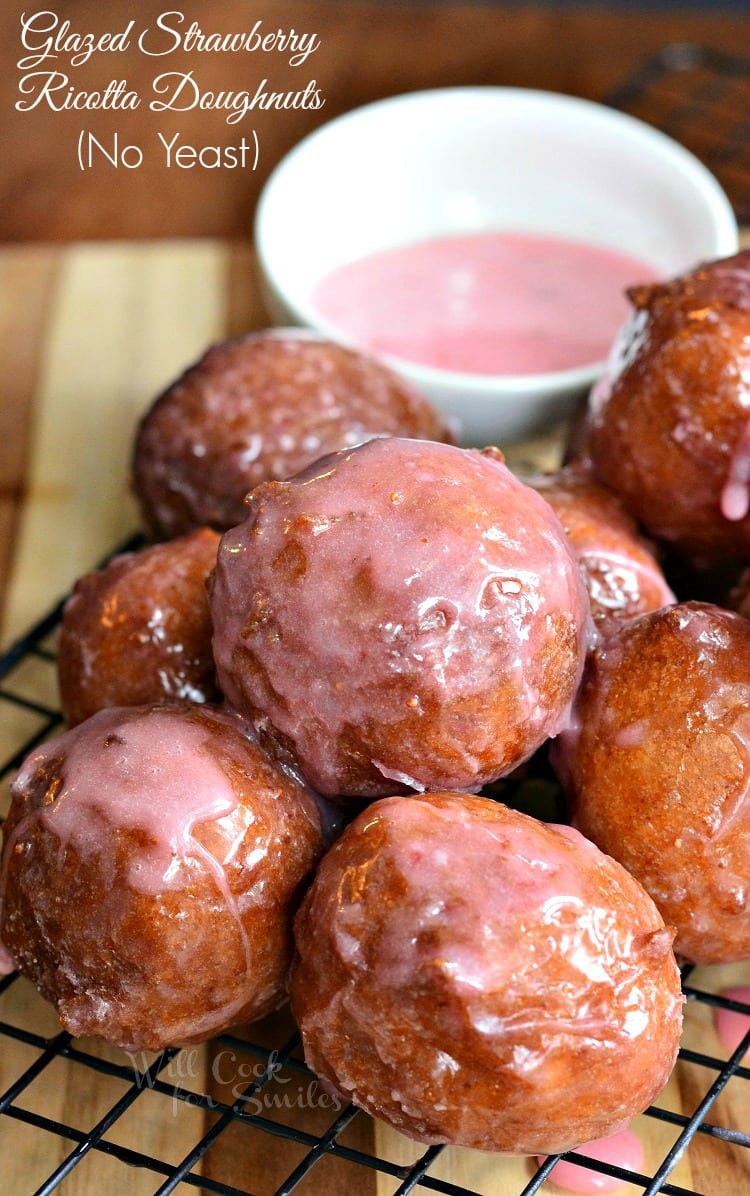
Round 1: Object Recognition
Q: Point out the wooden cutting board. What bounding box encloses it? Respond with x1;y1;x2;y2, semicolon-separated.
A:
1;240;749;1195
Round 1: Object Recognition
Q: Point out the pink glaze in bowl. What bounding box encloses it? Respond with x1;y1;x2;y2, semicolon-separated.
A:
256;87;737;445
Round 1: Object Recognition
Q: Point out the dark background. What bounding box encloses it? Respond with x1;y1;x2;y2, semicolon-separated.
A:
1;0;749;242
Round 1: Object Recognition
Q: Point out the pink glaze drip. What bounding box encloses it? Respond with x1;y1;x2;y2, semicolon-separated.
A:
17;709;240;895
721;419;750;522
2;709;261;1034
312;232;660;376
343;800;679;1054
538;1127;644;1192
211;438;590;795
714;986;750;1056
2;708;256;988
0;938;15;975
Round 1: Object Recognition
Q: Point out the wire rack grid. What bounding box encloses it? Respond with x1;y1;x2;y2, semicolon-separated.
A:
4;39;750;1196
0;585;749;1196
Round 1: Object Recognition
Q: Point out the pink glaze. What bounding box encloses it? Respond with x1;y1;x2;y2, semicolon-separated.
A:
359;803;675;1028
312;232;660;376
0;706;260;1042
0;938;15;975
614;720;650;749
1;704;326;1050
539;1127;644;1192
211;438;590;796
292;794;683;1154
714;986;750;1056
721;420;750;522
2;707;255;1015
11;708;240;897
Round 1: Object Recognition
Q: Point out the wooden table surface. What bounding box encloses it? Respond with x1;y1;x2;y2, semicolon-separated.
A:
1;236;750;1196
2;3;750;1192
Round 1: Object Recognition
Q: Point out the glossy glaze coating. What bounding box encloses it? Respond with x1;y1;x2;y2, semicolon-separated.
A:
555;602;750;964
211;437;590;798
528;467;674;640
132;330;454;539
0;703;324;1050
588;250;750;566
57;529;221;726
290;792;682;1154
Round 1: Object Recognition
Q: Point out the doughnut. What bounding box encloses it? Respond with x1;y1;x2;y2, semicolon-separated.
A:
210;437;590;798
57;528;220;726
554;601;750;964
290;791;683;1153
132;331;454;538
0;703;324;1050
588;249;750;567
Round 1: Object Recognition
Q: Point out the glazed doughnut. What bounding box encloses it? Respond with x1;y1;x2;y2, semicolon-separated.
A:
554;601;750;964
210;437;590;798
57;528;220;726
290;791;683;1154
0;703;325;1050
588;249;750;567
132;331;454;538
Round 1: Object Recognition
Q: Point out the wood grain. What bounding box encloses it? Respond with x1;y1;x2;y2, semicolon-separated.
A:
0;239;229;644
2;0;749;243
0;248;60;614
1;240;749;1194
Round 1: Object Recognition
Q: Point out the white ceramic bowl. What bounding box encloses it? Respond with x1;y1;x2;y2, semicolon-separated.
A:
255;87;738;445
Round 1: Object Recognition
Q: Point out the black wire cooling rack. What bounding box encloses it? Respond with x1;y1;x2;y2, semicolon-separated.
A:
4;39;750;1196
0;584;749;1195
606;44;750;225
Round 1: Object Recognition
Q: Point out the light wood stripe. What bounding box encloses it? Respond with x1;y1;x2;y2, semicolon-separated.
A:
2;238;749;1195
1;240;228;648
0;247;61;630
0;240;229;1194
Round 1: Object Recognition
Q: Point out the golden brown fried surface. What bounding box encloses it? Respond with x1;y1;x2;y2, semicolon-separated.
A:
291;792;683;1154
1;703;324;1051
57;528;221;727
132;331;454;538
555;602;750;964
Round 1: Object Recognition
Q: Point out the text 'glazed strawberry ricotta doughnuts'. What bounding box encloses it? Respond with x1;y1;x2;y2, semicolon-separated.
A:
210;437;591;798
587;249;750;568
57;528;221;727
290;793;683;1154
132;330;454;539
554;602;750;965
0;704;324;1051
